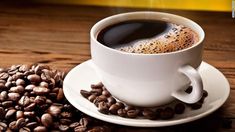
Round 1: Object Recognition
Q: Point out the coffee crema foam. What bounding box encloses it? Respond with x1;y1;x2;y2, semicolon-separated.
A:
116;24;199;54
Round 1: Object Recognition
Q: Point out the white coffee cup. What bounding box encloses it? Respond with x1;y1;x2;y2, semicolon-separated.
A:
90;12;205;107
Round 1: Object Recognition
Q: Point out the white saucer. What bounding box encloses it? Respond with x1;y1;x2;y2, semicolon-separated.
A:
63;60;230;127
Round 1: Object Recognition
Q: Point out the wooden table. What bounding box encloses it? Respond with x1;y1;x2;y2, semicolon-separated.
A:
0;2;234;131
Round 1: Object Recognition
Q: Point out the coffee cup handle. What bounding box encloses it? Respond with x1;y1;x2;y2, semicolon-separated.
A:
172;65;203;104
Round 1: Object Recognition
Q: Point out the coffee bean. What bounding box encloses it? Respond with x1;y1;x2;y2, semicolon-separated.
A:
0;73;9;80
34;65;49;75
102;90;111;97
88;94;97;102
46;99;52;104
34;126;47;132
19;127;31;132
80;90;91;98
57;88;64;101
16;111;24;119
26;122;38;129
0;83;6;91
25;84;35;91
34;96;46;105
39;81;49;88
9;86;24;93
24;111;35;117
0;122;7;131
60;118;72;125
109;104;120;114
90;89;102;96
5;109;16;119
16;118;26;128
117;109;127;117
79;118;89;127
93;95;107;105
127;109;139;118
174;103;185;114
190;102;202;109
8;93;21;101
5;81;12;89
160;107;174;119
59;124;69;131
33;87;50;95
115;102;125;109
27;74;41;84
74;125;87;132
0;91;8;101
91;82;103;89
107;97;116;104
41;113;53;128
69;122;80;128
18;96;30;107
61;111;72;118
0;107;5;119
98;101;109;114
124;105;135;111
142;109;156;120
9;121;17;130
41;71;51;82
2;101;13;107
19;64;30;72
24;102;36;111
16;79;25;86
48;105;61;117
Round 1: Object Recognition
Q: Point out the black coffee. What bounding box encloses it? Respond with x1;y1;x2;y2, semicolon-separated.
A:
97;19;199;54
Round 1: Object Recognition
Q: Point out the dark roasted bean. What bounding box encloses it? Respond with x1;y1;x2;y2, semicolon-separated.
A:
160;107;174;119
25;84;35;91
109;104;120;115
2;101;13;107
16;79;25;86
142;109;156;120
74;125;87;132
56;88;64;101
0;91;8;101
19;127;31;132
34;126;47;132
16;118;26;128
60;118;72;125
0;122;7;131
41;113;53;128
107;97;116;104
98;101;109;114
124;105;135;111
9;86;24;93
102;90;111;97
9;121;17;130
90;89;102;96
27;74;41;84
190;102;202;109
88;94;97;102
18;96;30;107
127;109;139;118
24;103;36;111
79;118;89;127
16;111;24;119
26;122;38;129
8;93;21;101
58;124;69;131
5;109;16;119
69;122;80;128
33;87;50;95
115;102;125;109
24;111;35;117
80;90;91;98
34;96;46;105
174;103;185;114
48;105;61;117
0;107;5;119
0;73;9;80
91;82;103;89
117;109;127;117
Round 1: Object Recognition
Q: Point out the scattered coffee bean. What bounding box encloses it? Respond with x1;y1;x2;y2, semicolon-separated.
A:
91;82;103;89
127;109;139;118
109;104;120;115
16;118;26;128
41;113;53;128
174;103;185;114
88;94;97;102
160;107;175;119
19;127;31;132
142;109;156;120
190;102;202;110
80;90;91;98
33;87;50;95
74;125;87;132
5;109;16;119
117;109;127;117
98;101;109;114
48;105;62;117
34;126;47;132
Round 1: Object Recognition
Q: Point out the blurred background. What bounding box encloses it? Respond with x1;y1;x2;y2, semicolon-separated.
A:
32;0;231;11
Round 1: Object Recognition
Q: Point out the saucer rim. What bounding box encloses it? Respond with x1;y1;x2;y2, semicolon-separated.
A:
63;60;230;127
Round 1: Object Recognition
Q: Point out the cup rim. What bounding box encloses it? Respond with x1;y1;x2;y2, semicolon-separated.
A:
90;11;205;56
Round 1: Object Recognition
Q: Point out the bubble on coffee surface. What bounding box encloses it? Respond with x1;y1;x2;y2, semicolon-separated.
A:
117;24;199;54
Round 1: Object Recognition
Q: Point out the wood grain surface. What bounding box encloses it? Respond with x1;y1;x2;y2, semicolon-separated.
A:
0;2;234;131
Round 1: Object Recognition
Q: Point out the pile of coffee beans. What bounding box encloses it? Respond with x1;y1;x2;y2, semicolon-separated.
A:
80;83;208;120
0;64;111;132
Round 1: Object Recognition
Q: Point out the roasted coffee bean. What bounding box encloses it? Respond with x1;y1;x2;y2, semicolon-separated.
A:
0;73;9;80
117;109;127;117
2;101;13;107
107;97;116;104
90;89;102;96
0;91;8;101
46;99;52;104
34;96;46;105
16;111;24;119
9;121;17;130
80;90;91;98
57;88;64;101
41;71;51;82
34;65;49;75
27;74;41;84
88;94;97;102
34;126;47;132
19;65;30;72
61;111;72;118
91;82;103;89
0;83;6;91
174;103;185;114
18;96;30;106
124;105;135;111
0;107;5;119
33;87;50;95
5;109;16;119
58;124;69;131
25;84;35;91
102;90;111;97
24;103;36;111
127;109;139;118
115;102;125;109
74;125;87;132
79;118;89;127
160;107;174;119
24;111;35;117
93;95;107;105
69;122;80;128
19;127;31;132
26;122;38;129
5;81;12;89
109;104;120;115
60;118;72;125
48;105;62;117
16;118;26;128
190;102;202;109
16;79;25;86
41;113;53;128
142;109;156;120
9;86;24;93
8;93;21;101
39;81;49;88
98;101;109;114
0;122;7;131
